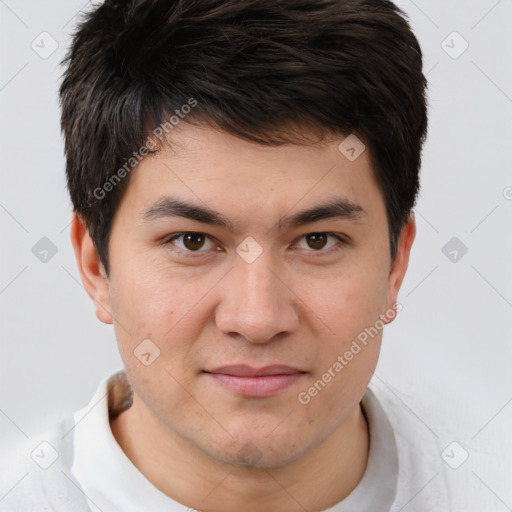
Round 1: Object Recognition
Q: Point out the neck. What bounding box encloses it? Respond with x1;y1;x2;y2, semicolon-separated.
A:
110;394;369;512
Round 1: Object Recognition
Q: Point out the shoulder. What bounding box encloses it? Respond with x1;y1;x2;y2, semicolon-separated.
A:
0;417;91;512
366;380;451;511
367;379;511;511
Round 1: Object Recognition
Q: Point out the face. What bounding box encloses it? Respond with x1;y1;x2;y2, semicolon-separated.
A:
75;122;414;469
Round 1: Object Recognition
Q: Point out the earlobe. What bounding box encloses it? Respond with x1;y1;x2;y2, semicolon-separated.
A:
384;213;416;323
70;213;114;325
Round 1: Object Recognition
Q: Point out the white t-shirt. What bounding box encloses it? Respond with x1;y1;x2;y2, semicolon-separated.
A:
1;368;502;511
70;370;412;512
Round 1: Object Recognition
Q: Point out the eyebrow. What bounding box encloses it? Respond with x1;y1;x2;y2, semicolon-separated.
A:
141;196;366;231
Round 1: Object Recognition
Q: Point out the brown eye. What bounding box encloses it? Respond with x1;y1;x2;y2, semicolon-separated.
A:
305;233;328;250
182;233;206;251
166;232;216;254
294;232;346;255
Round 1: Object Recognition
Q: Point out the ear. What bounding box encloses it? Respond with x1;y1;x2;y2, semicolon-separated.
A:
384;213;416;324
70;213;113;325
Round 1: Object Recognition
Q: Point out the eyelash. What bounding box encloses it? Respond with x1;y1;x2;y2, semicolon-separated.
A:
163;232;349;259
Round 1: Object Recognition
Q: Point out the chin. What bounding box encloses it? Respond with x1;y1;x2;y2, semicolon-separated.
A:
202;430;310;470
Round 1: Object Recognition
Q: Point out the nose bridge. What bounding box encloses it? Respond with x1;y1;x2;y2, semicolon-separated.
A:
215;250;298;343
240;256;278;308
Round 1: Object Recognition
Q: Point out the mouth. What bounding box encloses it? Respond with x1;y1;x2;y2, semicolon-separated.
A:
203;365;308;398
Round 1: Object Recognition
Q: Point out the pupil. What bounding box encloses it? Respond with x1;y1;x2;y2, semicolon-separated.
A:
307;233;327;250
181;233;328;252
184;233;204;251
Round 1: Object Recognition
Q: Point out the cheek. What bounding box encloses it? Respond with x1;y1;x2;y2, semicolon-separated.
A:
107;269;204;417
107;269;173;366
296;264;387;404
108;259;219;369
307;265;388;345
111;274;170;334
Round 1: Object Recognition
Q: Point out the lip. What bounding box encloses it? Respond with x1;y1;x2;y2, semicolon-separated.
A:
203;365;307;398
206;365;304;377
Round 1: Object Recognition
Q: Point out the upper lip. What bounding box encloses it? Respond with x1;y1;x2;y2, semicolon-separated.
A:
205;365;306;377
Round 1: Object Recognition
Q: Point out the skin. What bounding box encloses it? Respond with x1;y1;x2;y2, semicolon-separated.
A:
71;122;415;512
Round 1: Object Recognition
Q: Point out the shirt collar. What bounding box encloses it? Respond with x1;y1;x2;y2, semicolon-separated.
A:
71;369;398;512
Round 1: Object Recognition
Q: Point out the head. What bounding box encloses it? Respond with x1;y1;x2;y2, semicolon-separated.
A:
63;0;425;468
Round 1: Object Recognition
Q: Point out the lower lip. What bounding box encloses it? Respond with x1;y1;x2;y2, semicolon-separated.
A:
204;372;306;397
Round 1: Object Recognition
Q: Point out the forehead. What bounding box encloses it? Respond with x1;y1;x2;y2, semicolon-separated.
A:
118;123;384;225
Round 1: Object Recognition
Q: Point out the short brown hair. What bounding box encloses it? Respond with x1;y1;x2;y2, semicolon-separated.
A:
60;0;428;276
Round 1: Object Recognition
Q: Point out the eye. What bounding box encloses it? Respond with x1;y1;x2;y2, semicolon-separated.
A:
163;231;348;259
294;233;347;254
165;232;218;255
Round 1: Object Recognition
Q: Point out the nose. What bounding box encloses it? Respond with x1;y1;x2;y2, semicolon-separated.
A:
214;253;300;344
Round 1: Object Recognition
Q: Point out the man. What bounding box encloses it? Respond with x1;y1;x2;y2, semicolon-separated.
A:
1;0;452;510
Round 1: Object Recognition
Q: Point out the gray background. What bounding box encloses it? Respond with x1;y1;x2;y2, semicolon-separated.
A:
1;0;511;507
